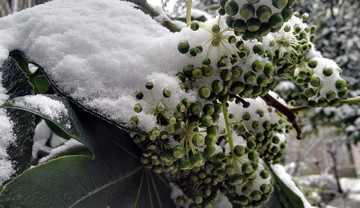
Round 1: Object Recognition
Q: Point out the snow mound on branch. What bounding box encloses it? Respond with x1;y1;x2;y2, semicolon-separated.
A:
0;0;197;132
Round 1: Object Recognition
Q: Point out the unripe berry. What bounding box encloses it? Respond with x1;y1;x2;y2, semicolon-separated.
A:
257;5;272;22
178;41;190;54
225;0;239;16
173;145;185;159
240;4;255;20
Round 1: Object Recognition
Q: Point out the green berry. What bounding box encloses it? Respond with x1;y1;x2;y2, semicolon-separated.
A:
323;67;333;77
326;90;337;100
308;60;318;68
130;116;139;126
310;76;321;87
257;5;272;22
178;41;190;54
204;145;216;156
220;70;232;81
253;44;265;55
135;92;143;100
212;80;224;93
225;0;239;16
199;86;211;99
248;150;259;161
225;164;237;176
163;88;171;98
281;7;293;22
173;145;185;159
260;169;269;179
234;145;246;157
244;71;256;84
240;4;255;20
272;0;288;9
134;103;142;113
156;102;165;112
231;66;243;78
212;24;221;33
205;134;217;146
257;74;269;86
190;22;199;31
192;134;205;147
192;67;203;79
201;115;214;127
145;81;154;90
176;196;186;206
335;79;346;90
242;163;253;174
233;19;247;33
269;13;284;29
246;18;261;32
202;66;213;77
191;152;205;167
231;81;245;94
247;140;256;149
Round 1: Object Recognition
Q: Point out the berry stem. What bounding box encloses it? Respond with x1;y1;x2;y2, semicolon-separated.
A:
222;102;234;153
186;0;192;26
339;97;360;105
290;105;309;113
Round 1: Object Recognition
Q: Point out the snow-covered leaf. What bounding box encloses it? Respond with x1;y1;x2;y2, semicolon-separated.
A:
270;164;311;208
2;95;94;157
0;103;174;207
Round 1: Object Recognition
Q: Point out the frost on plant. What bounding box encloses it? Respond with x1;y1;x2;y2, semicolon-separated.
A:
0;0;353;207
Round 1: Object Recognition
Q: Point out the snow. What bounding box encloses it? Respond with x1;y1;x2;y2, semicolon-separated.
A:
0;72;15;186
271;164;314;208
12;95;70;128
39;139;83;163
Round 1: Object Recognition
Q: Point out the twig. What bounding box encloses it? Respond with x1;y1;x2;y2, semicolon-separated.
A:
261;94;302;140
129;0;181;32
229;94;250;108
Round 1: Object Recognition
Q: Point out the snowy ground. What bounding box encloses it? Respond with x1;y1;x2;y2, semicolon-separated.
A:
326;177;360;208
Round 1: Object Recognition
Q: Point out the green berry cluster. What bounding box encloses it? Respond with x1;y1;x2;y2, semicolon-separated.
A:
227;100;289;164
130;81;277;207
220;0;296;39
262;14;348;107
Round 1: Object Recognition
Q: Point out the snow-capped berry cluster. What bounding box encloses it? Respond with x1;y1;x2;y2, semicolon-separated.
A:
126;1;348;208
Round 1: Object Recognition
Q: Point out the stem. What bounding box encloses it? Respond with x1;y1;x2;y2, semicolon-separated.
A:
128;0;181;32
339;97;360;105
261;94;302;140
203;4;220;11
222;102;234;153
290;105;309;113
229;94;250;108
186;0;192;26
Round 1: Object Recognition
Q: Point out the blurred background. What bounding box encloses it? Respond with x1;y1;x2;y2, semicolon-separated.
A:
1;0;359;207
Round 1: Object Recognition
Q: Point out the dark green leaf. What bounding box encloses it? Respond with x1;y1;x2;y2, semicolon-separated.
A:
31;73;51;94
0;57;35;181
8;50;31;75
269;165;305;208
0;104;175;208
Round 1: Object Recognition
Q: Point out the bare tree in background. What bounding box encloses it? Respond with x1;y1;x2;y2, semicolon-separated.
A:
0;0;50;16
